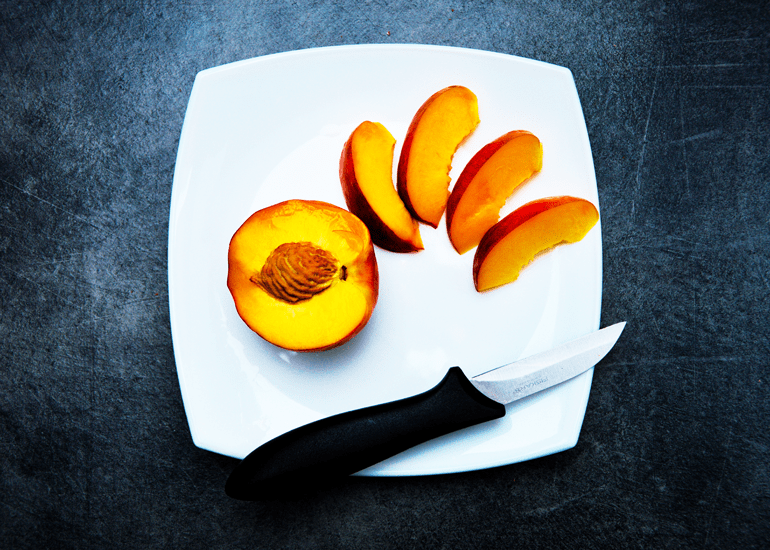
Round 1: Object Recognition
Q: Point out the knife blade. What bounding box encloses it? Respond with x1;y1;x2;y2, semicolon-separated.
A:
226;322;626;500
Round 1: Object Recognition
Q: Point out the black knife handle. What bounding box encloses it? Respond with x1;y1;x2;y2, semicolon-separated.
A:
225;366;506;500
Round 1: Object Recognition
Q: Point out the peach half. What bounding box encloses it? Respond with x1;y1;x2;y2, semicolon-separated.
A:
227;200;379;352
340;121;423;253
446;130;543;255
473;196;599;292
397;85;480;228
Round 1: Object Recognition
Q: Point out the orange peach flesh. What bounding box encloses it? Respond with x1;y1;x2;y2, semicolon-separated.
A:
227;200;379;351
447;131;543;255
342;121;423;252
473;197;598;292
397;86;480;228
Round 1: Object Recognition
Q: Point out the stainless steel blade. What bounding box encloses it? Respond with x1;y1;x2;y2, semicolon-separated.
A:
470;322;626;405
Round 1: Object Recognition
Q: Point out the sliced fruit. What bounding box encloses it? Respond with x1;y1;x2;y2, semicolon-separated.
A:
397;85;480;228
227;199;379;352
473;197;599;292
340;121;423;253
446;130;543;254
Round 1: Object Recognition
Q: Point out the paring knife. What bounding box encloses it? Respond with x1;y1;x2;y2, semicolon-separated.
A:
226;322;626;500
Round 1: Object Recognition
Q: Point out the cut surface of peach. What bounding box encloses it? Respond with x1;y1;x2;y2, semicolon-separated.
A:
340;121;423;253
397;85;480;228
227;200;379;351
447;130;543;254
473;197;599;292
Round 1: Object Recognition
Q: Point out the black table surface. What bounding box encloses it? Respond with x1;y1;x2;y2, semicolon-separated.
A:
2;1;768;548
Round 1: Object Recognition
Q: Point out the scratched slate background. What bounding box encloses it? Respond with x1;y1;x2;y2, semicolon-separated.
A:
1;0;768;548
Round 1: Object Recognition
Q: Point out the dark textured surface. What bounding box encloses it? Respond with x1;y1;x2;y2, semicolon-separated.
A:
1;1;768;548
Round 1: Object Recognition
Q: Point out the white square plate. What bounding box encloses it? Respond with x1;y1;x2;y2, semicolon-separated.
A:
169;44;602;476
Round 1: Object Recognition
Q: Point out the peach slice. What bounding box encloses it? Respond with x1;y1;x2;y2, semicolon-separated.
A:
446;130;543;254
473;197;599;292
227;200;379;352
397;86;480;228
340;121;423;253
